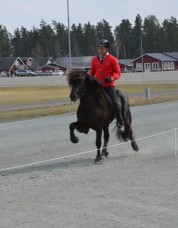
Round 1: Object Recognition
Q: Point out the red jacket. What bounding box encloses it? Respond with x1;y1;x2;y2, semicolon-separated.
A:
90;54;121;87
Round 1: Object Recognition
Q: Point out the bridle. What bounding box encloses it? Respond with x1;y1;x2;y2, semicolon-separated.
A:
69;71;87;102
71;88;84;102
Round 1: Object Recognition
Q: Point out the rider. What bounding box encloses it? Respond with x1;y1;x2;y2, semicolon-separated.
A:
90;38;125;133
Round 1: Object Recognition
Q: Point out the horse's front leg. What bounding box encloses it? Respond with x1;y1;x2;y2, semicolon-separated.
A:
101;124;110;158
95;129;102;163
69;122;79;143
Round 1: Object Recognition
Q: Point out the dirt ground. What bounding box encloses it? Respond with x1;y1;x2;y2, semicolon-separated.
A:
1;152;178;228
0;101;178;228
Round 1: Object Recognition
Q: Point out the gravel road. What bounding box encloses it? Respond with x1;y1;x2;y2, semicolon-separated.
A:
0;101;178;228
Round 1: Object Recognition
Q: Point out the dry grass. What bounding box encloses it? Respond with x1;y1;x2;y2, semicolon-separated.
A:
117;84;178;94
0;84;178;122
0;104;78;122
0;86;70;105
1;84;178;105
129;94;178;106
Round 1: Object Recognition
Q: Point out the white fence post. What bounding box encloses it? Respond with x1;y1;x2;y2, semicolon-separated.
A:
174;128;177;157
145;87;150;99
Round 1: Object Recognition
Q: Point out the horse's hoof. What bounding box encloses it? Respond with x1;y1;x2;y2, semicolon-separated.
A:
105;152;109;158
94;157;102;164
101;152;109;158
132;142;139;151
70;136;79;143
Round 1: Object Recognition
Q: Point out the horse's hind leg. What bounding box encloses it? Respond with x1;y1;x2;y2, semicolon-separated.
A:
126;124;139;151
117;90;139;151
95;129;102;163
101;125;110;158
131;140;139;151
69;122;79;143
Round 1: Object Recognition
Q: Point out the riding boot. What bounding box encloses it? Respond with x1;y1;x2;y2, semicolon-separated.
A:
104;86;125;133
114;102;125;133
116;111;125;133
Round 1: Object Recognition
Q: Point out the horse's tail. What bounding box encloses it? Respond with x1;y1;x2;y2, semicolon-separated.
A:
115;90;139;151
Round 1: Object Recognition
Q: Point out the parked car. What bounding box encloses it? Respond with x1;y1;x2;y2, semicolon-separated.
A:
51;70;64;76
15;69;37;76
0;71;7;77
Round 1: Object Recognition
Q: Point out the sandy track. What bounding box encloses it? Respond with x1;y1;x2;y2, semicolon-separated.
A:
0;102;178;227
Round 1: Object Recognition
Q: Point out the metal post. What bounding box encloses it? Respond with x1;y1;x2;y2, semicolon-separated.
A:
141;28;144;81
67;0;72;68
174;128;177;157
145;87;150;99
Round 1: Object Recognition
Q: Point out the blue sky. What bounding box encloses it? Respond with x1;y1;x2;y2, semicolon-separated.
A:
1;0;178;33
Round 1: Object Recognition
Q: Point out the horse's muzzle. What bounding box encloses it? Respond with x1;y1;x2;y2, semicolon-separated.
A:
70;92;78;102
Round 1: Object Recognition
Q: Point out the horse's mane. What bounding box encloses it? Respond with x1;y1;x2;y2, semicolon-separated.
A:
67;68;102;91
67;69;85;87
67;69;111;107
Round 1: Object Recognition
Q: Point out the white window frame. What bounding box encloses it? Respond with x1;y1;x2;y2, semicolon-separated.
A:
152;62;159;71
163;62;167;70
167;62;170;70
171;62;174;70
144;63;151;71
136;63;142;71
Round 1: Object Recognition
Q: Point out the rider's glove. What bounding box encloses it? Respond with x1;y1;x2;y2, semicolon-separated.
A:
105;77;113;83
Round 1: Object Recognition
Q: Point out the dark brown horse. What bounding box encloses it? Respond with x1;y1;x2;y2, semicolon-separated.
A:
67;69;139;163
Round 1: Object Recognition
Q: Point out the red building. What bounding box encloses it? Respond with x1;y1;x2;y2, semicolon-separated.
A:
119;59;133;72
132;53;178;72
0;57;27;76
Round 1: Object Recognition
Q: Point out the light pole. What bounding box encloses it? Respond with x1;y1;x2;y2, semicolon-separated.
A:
140;27;144;81
67;0;72;68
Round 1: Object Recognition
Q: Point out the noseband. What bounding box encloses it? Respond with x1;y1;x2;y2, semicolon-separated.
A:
71;88;84;102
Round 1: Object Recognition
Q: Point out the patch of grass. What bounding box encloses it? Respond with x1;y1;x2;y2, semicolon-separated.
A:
1;94;178;123
1;84;178;105
0;84;178;122
0;86;70;105
129;94;178;106
116;84;178;94
0;104;78;122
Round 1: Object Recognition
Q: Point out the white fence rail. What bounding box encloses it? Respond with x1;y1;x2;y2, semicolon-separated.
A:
0;128;177;173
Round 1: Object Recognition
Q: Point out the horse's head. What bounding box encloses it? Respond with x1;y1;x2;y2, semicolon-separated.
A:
67;69;88;102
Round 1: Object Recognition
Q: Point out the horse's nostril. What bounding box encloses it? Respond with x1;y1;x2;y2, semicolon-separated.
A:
70;93;77;102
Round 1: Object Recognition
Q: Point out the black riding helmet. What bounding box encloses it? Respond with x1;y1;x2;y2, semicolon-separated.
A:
97;39;110;49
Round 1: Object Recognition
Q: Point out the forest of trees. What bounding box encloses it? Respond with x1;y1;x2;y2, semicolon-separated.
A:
0;14;178;59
